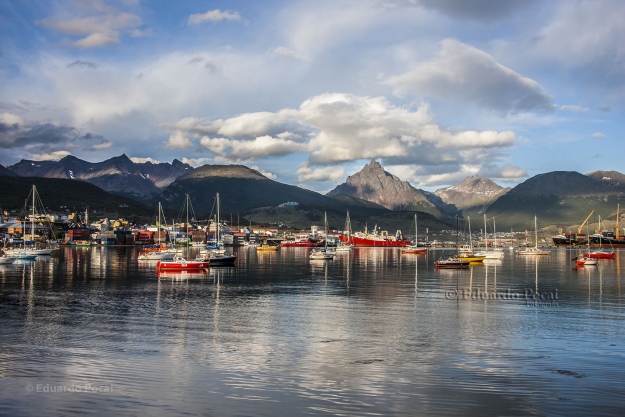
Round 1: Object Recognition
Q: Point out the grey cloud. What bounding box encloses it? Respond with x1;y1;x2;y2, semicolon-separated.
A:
386;39;555;115
67;60;99;69
381;0;537;22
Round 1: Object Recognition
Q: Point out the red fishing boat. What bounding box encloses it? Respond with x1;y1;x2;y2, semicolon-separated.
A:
156;255;209;270
339;224;410;247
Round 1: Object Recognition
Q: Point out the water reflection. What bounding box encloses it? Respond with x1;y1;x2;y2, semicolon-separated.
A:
0;246;623;416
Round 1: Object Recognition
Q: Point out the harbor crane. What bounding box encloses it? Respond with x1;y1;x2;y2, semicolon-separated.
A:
578;210;595;235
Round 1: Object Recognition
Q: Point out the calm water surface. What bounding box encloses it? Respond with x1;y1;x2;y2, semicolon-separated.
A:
0;246;624;416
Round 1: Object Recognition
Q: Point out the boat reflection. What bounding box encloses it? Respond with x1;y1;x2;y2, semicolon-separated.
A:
156;268;209;280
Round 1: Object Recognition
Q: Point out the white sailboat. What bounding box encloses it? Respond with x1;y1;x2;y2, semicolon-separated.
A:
401;214;426;254
336;210;354;252
516;216;550;255
474;214;504;259
310;212;335;260
203;192;237;266
138;202;175;261
5;185;56;258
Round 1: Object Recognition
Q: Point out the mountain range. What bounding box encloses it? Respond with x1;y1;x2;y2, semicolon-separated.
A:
7;155;192;203
2;155;624;232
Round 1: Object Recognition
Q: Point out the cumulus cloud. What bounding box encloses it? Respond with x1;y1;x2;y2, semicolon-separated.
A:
199;135;308;162
31;150;72;161
36;8;144;48
251;166;277;180
130;157;160;164
180;157;213;167
296;165;346;182
188;9;241;25
268;47;308;62
386;39;555;115
89;141;112;150
165;131;193;149
166;93;517;183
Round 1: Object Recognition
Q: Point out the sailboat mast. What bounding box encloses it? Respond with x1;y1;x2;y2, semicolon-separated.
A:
534;216;538;249
31;185;35;242
216;192;220;244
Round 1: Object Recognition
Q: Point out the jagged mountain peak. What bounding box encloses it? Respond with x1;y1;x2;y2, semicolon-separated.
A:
435;175;509;211
326;160;453;216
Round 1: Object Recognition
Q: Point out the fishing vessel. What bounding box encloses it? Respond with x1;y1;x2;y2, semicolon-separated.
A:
339;224;410;247
280;235;323;247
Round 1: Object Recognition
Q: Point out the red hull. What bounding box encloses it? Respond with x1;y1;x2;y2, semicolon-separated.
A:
156;260;209;270
339;235;410;247
583;251;615;259
401;248;427;254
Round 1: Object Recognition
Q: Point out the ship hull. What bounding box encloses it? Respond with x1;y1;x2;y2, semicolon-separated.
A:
339;235;410;247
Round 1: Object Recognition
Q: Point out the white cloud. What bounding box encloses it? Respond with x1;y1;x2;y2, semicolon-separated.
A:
268;47;308;62
251;166;277;180
31;150;72;161
37;11;143;48
90;141;112;150
386;39;555;115
0;112;25;126
199;135;308;161
296;165;346;182
180;157;213;167
130;156;160;164
165;131;193;149
168;93;517;184
592;132;605;137
188;10;241;25
560;105;589;112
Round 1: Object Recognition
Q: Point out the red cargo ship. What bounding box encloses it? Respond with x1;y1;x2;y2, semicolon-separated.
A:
339;225;410;247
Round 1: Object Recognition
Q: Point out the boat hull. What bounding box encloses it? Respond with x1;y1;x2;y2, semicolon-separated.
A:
156;260;209;270
339;236;410;247
583;251;615;259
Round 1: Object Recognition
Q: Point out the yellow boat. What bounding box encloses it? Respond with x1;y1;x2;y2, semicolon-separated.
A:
458;255;485;263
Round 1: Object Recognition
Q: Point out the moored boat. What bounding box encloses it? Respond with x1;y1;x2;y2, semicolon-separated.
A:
156;255;209;270
435;257;470;269
339;224;410;247
516;216;550;256
576;256;598;266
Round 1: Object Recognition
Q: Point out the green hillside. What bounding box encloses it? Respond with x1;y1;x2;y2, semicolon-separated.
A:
0;177;155;220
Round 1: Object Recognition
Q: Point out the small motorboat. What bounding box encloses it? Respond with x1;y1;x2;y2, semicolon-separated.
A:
156;256;209;270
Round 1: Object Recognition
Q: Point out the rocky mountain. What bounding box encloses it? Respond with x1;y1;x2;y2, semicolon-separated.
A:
486;171;624;230
7;154;193;202
327;159;457;218
435;176;510;211
159;163;452;231
586;170;625;192
0;164;17;177
135;159;193;188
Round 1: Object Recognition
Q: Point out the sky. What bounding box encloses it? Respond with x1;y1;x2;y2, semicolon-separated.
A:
0;0;623;193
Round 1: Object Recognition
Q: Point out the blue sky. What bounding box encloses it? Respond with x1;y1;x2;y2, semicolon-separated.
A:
0;0;623;192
